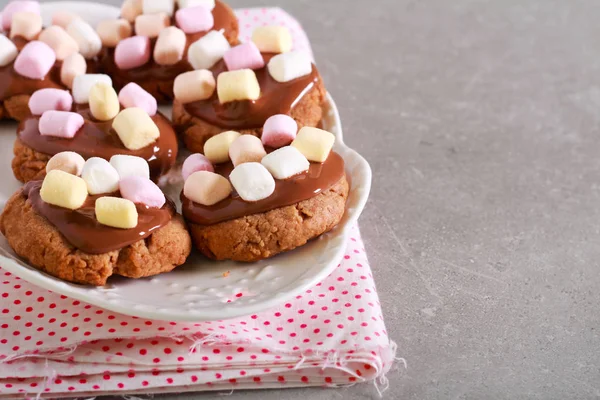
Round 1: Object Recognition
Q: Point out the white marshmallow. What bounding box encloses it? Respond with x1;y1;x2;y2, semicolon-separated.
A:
0;35;18;67
109;154;150;180
261;146;310;180
187;30;230;70
267;51;312;83
66;19;102;59
177;0;215;10
142;0;174;17
81;157;120;195
72;74;112;104
229;162;275;202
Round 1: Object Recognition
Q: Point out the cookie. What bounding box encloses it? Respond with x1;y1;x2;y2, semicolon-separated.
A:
0;188;191;286
13;84;178;183
99;0;239;103
172;74;326;153
188;175;348;262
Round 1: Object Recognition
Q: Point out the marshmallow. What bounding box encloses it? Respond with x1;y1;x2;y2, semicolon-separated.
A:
173;70;215;103
1;1;40;31
109;154;150;180
66;19;102;59
153;26;185;66
121;0;143;23
40;170;88;210
51;11;81;29
13;41;55;80
177;0;215;10
229;134;267;167
251;26;292;54
203;130;241;164
142;0;174;17
60;53;87;88
46;151;86;176
184;171;231;206
0;35;18;67
261;146;309;179
119;176;165;208
134;13;170;38
118;82;157;116
39;111;84;139
28;89;73;116
181;153;214;181
38;26;79;61
81;157;120;195
72;74;112;104
262;114;297;148
229;162;275;202
267;51;312;83
10;12;42;41
112;107;160;150
187;30;230;70
114;35;150;70
217;69;261;104
175;6;213;34
95;197;138;229
96;19;132;48
291;127;335;163
89;83;120;121
223;42;264;71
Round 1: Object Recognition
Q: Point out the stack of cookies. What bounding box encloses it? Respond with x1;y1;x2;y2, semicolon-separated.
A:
0;0;349;286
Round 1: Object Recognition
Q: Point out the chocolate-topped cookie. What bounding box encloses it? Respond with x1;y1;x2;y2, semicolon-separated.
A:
12;77;178;183
0;3;103;121
171;26;326;153
0;156;191;286
97;0;239;103
180;126;348;262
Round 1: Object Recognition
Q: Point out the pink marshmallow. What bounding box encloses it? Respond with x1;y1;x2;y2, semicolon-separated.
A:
182;153;214;181
175;5;213;34
28;89;73;115
262;114;298;148
223;42;265;71
114;35;150;70
118;82;157;116
38;111;84;139
13;41;56;80
119;175;166;208
2;1;40;31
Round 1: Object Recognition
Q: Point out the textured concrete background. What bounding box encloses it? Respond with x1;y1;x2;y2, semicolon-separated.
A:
34;0;600;398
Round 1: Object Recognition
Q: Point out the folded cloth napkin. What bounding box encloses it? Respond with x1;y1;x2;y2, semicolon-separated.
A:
0;8;398;399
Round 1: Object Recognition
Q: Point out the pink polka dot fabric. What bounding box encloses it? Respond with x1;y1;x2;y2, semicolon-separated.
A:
0;8;396;399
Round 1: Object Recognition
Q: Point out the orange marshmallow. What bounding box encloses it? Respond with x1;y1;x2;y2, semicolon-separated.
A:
135;13;170;38
96;19;132;48
10;12;42;41
173;70;215;103
39;26;79;61
154;26;186;65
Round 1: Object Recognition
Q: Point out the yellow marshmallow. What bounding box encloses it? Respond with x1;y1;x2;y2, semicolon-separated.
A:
40;170;88;210
203;130;241;164
112;107;159;150
95;197;138;229
217;69;260;104
291;127;335;163
251;26;292;54
89;83;120;121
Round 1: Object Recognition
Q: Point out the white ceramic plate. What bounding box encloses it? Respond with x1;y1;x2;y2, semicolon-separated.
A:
0;3;372;322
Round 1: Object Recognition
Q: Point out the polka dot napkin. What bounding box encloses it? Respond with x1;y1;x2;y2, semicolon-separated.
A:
0;8;397;399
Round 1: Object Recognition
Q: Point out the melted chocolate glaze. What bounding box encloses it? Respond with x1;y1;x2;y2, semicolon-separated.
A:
23;180;175;254
17;106;178;180
183;54;320;129
182;151;345;226
100;0;237;94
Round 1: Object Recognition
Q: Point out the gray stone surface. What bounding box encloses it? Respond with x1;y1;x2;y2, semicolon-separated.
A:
41;0;600;398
